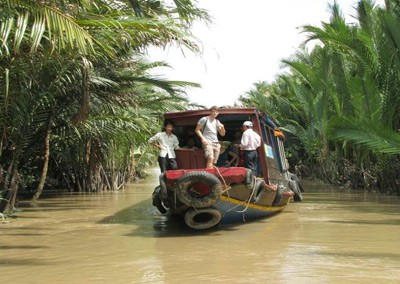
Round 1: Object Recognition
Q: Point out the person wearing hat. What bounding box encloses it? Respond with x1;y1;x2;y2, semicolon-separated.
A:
195;106;226;168
239;121;261;175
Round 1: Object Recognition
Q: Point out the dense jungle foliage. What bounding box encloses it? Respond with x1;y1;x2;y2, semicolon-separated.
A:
0;0;208;213
1;0;400;215
239;0;400;194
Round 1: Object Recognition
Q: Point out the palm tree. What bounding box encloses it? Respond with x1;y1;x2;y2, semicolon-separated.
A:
242;0;400;191
0;0;211;209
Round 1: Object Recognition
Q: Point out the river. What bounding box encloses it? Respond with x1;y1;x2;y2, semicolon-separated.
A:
1;168;400;283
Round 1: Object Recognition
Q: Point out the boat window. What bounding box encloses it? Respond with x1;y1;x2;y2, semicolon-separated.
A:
262;124;288;173
262;124;276;148
265;126;274;145
277;137;288;172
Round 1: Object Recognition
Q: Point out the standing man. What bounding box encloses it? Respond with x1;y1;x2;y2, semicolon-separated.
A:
195;106;226;168
148;120;180;173
239;121;261;176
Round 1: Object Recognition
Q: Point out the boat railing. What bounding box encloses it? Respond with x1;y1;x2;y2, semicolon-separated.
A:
175;149;206;169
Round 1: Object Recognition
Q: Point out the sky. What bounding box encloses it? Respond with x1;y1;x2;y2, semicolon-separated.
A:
149;0;382;108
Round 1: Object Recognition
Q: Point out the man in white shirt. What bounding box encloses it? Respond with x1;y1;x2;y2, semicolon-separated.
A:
195;106;226;168
148;121;180;173
240;121;261;175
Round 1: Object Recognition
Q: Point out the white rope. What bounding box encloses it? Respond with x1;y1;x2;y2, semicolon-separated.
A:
236;175;258;213
213;166;231;195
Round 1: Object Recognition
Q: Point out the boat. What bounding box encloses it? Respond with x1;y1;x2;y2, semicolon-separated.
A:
151;107;303;230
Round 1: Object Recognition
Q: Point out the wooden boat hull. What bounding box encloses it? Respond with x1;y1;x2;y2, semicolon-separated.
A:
152;167;295;229
215;195;289;224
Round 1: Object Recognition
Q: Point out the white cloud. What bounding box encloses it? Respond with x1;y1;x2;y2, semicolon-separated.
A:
149;0;383;107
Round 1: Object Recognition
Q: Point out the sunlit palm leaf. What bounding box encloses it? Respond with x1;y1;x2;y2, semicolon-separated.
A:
1;0;96;55
330;118;400;154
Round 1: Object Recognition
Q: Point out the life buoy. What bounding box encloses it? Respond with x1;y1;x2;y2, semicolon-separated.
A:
251;179;265;204
184;207;222;230
176;171;222;208
288;180;303;202
152;186;167;214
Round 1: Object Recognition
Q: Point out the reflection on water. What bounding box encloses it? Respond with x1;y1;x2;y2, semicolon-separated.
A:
1;171;400;283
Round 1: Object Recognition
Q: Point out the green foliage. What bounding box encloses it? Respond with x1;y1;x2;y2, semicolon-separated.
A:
0;0;209;201
240;0;400;193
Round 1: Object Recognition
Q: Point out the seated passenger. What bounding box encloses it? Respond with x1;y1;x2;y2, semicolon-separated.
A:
216;140;239;167
180;137;199;151
229;130;241;158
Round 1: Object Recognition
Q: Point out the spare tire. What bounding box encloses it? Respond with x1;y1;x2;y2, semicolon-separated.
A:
176;171;222;208
272;184;285;206
244;169;255;190
251;179;265;204
159;173;169;207
152;186;167;214
289;180;303;202
184;207;222;230
290;173;305;192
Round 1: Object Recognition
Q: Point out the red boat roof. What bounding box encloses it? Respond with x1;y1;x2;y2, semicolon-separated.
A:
164;107;259;120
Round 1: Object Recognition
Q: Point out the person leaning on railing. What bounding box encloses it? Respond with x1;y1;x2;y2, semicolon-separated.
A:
148;120;181;173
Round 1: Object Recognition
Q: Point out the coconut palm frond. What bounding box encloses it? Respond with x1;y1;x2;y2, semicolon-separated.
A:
330;118;400;154
1;0;96;55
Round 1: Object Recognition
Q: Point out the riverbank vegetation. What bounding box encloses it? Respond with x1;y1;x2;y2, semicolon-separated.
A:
1;1;399;216
239;0;400;194
0;0;208;213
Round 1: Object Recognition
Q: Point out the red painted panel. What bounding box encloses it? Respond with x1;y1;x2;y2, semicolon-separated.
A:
165;167;247;187
175;150;206;169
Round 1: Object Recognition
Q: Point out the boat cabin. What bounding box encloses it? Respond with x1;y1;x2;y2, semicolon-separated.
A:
151;107;302;229
164;107;289;185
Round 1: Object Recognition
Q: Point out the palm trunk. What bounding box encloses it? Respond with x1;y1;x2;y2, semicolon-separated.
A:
1;160;17;212
72;58;90;125
8;169;19;211
32;113;53;201
127;147;136;182
0;189;11;213
100;165;111;190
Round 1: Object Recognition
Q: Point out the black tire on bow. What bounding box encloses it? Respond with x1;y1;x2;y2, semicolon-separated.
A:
152;186;167;214
244;169;255;190
184;207;222;230
159;173;169;207
176;171;222;208
272;184;285;206
251;179;265;204
289;173;305;192
288;180;303;202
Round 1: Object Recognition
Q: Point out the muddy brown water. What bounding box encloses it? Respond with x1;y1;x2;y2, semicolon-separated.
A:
1;168;400;283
